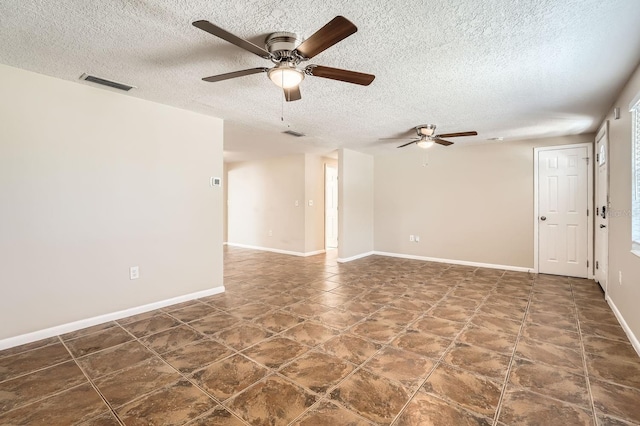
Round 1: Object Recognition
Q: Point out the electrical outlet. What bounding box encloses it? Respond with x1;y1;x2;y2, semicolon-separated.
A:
409;235;415;242
295;200;299;207
268;230;273;237
308;200;313;206
129;266;139;280
619;271;622;285
415;235;420;242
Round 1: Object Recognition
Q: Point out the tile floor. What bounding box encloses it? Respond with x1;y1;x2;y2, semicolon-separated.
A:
1;247;640;425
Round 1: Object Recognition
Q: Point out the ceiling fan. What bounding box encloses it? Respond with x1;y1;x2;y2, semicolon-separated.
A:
385;125;478;148
192;16;375;102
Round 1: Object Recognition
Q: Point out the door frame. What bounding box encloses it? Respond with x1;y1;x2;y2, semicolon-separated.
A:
533;143;594;277
594;122;610;291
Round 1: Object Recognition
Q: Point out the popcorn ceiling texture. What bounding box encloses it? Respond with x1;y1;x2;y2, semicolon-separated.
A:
1;0;640;161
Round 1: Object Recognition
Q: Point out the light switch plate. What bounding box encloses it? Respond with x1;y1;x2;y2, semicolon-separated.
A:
130;266;139;280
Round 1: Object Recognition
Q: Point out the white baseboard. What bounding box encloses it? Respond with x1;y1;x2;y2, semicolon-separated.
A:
0;286;225;351
337;251;375;263
372;251;534;273
606;295;640;357
226;242;325;257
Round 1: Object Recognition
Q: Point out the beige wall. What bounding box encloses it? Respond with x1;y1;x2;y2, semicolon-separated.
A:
602;61;640;343
304;155;326;253
0;64;224;340
339;149;374;260
226;154;334;254
374;134;593;268
227;155;306;253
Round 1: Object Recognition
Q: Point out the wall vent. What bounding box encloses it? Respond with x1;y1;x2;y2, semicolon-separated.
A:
79;73;135;91
283;130;305;137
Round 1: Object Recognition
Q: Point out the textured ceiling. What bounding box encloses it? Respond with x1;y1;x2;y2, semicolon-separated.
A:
2;0;640;162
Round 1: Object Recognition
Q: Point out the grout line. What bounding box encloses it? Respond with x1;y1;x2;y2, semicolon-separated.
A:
282;264;464;424
105;322;249;423
0;338;61;361
491;276;535;425
157;295;378;423
66;321;230;416
57;335;126;426
571;280;600;426
0;366;108;420
0;357;72;385
228;250;592;422
183;407;250;426
388;268;509;425
293;398;377;426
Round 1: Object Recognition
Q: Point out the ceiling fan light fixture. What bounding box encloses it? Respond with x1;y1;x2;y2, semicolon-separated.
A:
394;125;477;149
416;138;435;149
268;64;304;89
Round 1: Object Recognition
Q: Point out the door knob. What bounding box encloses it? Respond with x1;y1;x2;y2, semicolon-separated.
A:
600;224;606;228
540;216;547;221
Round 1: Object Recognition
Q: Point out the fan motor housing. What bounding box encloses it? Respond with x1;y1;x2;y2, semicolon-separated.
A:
265;32;300;59
416;124;437;136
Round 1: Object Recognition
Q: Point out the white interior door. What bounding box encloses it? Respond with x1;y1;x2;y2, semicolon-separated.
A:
325;165;338;248
537;146;589;278
595;123;609;290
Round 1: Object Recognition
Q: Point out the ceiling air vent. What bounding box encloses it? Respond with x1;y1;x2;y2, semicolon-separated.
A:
79;73;135;91
283;130;305;137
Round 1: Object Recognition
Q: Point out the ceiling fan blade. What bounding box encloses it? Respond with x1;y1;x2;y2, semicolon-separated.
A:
397;139;420;148
193;20;272;59
436;131;478;138
284;86;301;102
202;67;269;82
294;16;357;59
434;138;454;146
306;65;375;86
379;128;420;141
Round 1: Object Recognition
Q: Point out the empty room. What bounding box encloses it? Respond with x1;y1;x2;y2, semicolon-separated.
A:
2;1;640;425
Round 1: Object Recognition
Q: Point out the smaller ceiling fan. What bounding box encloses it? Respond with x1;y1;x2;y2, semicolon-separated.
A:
192;16;375;102
384;125;478;148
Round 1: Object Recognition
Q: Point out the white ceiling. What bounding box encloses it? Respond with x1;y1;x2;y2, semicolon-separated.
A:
2;0;640;162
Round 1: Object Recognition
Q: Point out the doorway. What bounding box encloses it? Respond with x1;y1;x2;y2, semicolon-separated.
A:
325;165;338;249
594;123;609;291
534;144;593;278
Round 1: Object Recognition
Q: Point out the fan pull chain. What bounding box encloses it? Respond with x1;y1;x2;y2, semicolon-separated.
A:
281;72;285;122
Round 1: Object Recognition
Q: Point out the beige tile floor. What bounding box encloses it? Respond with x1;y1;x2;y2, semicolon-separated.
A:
1;247;640;425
